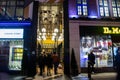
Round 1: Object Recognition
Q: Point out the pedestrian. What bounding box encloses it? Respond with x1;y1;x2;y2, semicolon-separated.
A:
52;52;59;74
114;47;120;80
38;52;45;76
46;52;53;76
21;49;29;76
28;51;36;78
88;50;95;73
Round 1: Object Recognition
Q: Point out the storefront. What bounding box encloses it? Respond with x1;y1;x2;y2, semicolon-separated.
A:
0;21;31;72
80;26;120;71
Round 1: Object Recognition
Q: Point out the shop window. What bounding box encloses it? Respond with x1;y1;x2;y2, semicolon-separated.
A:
112;0;120;17
98;0;110;17
77;0;88;16
80;36;113;67
12;47;23;61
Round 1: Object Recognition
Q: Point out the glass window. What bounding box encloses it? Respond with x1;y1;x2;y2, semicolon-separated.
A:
98;0;110;17
7;1;16;6
16;8;23;17
104;7;109;16
0;1;6;5
112;0;120;17
77;0;88;16
77;0;81;4
6;7;15;17
78;6;82;15
83;0;87;4
0;0;24;19
80;35;113;67
100;7;104;16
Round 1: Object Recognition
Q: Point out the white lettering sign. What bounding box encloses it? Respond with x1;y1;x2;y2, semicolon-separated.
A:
0;29;23;38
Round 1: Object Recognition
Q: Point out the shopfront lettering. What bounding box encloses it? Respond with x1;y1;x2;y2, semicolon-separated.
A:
103;27;120;34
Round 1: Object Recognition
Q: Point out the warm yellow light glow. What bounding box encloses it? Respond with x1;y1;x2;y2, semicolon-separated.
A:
54;28;58;33
42;28;46;32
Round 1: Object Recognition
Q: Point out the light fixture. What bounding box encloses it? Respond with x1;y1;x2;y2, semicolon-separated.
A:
52;33;57;36
54;28;58;33
42;28;46;32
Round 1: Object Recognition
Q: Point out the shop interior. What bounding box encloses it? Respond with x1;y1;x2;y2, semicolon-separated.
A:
0;29;24;71
36;3;64;74
80;35;113;68
0;40;23;71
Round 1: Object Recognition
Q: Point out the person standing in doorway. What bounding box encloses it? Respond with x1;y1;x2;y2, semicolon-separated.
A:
88;50;95;73
46;52;53;76
52;52;59;74
38;52;45;76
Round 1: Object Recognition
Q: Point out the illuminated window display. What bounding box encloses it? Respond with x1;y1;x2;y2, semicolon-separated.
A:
9;40;23;70
0;29;24;71
80;35;113;67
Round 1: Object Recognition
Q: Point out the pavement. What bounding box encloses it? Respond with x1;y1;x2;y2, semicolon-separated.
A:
32;72;117;80
0;72;117;80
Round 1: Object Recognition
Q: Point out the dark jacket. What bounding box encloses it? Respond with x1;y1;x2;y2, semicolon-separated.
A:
88;52;95;64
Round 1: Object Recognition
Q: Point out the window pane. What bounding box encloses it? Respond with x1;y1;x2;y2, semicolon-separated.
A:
17;1;24;5
16;8;23;17
78;6;82;15
100;7;104;16
118;8;120;17
77;0;81;4
0;1;6;5
77;0;88;16
99;0;103;5
112;1;116;6
83;6;87;15
112;0;120;17
117;2;120;6
6;7;15;17
99;0;110;17
105;7;109;16
104;0;108;6
83;0;87;4
113;8;117;17
7;1;16;6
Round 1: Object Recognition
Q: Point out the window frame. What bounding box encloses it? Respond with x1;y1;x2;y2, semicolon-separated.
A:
98;0;110;17
0;0;24;18
112;0;120;17
76;0;88;16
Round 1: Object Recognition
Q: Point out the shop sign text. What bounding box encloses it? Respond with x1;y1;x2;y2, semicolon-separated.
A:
103;27;120;34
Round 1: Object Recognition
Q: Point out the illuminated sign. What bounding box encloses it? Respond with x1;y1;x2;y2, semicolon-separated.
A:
103;27;120;34
0;29;23;38
0;21;31;27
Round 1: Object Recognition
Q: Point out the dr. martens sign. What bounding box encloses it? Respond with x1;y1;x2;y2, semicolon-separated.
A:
103;27;120;34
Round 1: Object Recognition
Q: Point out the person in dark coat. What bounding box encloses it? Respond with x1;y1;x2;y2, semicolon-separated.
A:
38;52;45;76
114;47;120;80
27;51;36;78
46;52;53;76
52;52;59;74
88;50;95;73
21;49;29;76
